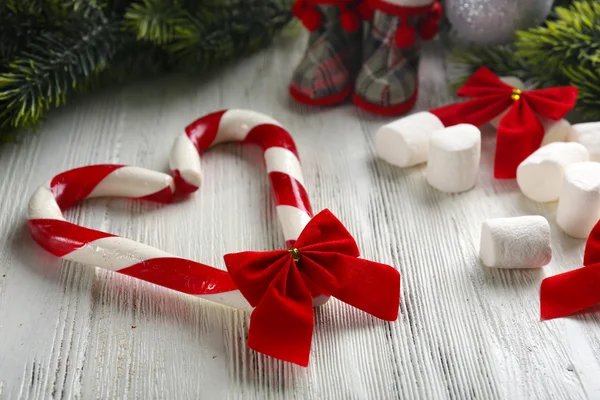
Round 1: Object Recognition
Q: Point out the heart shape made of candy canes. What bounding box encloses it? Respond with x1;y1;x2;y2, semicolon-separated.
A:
26;109;401;367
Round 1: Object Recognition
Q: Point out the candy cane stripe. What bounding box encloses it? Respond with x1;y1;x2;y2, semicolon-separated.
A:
264;147;305;186
51;165;123;209
269;172;312;214
244;125;298;156
119;257;238;294
28;219;115;257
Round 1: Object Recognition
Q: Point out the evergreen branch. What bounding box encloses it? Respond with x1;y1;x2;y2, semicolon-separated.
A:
563;65;600;120
0;0;298;142
125;0;189;44
515;1;600;86
449;45;530;89
166;1;293;69
0;17;127;135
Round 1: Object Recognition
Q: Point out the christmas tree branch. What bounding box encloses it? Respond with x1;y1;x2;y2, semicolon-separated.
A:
0;0;296;142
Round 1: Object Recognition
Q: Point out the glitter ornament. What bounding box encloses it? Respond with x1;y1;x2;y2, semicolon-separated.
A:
445;0;553;45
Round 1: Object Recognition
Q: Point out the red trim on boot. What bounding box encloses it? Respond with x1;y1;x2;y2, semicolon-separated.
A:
290;84;353;107
307;0;359;3
367;0;434;16
352;88;418;115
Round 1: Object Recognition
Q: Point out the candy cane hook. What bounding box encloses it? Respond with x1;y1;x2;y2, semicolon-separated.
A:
27;165;251;310
170;109;313;246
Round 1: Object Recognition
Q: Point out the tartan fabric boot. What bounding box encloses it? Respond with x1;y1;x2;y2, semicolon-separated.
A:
289;0;373;106
352;0;442;115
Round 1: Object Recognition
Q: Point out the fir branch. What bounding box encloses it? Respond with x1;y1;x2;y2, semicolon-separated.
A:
449;45;530;89
124;0;189;44
563;65;600;119
515;1;600;86
0;17;127;134
0;0;297;142
166;1;293;69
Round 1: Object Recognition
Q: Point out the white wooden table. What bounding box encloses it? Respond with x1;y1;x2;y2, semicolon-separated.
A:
1;33;598;399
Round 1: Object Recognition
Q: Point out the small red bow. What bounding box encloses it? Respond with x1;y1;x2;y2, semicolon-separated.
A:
540;220;600;320
223;209;401;366
430;67;578;179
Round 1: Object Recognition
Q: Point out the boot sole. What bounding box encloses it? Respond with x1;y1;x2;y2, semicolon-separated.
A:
352;89;418;116
289;84;353;107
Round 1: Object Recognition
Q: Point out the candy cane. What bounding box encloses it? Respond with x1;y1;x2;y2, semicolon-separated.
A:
27;109;327;311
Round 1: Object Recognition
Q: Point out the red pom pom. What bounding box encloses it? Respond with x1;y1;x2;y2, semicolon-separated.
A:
341;10;361;32
419;16;439;41
428;1;442;19
292;0;307;18
395;25;416;48
357;2;374;21
301;7;322;32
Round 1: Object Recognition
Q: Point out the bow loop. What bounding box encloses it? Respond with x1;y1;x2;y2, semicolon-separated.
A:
456;66;514;98
223;208;401;366
224;250;290;307
522;87;579;121
294;208;360;256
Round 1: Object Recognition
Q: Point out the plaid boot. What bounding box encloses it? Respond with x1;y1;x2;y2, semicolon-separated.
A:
289;0;373;106
353;0;442;115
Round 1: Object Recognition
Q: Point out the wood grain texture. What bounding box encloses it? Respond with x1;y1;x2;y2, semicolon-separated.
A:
1;32;599;399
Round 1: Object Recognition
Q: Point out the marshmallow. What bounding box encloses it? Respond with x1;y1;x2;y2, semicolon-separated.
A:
569;122;600;161
375;111;445;167
540;118;575;146
480;216;552;268
556;162;600;238
426;124;481;193
517;142;590;203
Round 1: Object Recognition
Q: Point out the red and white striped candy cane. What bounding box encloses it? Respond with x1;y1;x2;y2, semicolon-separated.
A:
27;109;328;311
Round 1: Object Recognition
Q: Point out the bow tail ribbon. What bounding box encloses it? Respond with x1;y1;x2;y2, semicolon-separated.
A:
494;98;545;179
540;220;600;320
224;209;401;366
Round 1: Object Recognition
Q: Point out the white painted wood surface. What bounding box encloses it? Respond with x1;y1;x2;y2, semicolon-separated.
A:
0;33;598;399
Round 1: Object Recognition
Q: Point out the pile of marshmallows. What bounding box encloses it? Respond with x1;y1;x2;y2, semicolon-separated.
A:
375;78;600;269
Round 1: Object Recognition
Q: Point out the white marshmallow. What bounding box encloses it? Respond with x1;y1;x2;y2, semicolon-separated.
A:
479;216;552;269
516;142;590;203
426;124;481;193
570;122;600;161
556;162;600;238
489;76;526;128
540;118;575;146
375;111;445;167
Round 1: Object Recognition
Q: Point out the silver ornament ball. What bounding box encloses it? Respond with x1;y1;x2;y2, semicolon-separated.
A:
445;0;554;45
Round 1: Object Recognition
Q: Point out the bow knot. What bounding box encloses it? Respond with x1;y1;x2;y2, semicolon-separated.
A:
288;247;301;262
430;67;578;179
223;209;401;366
511;88;522;101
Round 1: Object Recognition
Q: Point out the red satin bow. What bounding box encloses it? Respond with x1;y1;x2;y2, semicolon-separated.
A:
540;220;600;320
430;67;578;179
223;209;401;366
